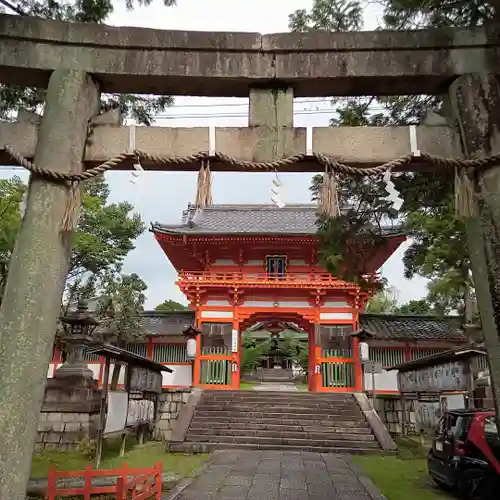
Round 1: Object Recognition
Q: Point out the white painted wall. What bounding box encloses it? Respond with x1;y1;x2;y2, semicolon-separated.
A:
162;365;192;386
363;368;399;393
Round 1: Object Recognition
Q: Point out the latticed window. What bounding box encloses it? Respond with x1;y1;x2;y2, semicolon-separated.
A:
125;343;148;358
370;348;405;368
201;323;231;351
319;325;353;358
153;344;188;363
408;348;447;361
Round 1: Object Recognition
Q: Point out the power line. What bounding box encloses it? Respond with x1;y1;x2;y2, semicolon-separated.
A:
154;106;389;120
0;0;26;15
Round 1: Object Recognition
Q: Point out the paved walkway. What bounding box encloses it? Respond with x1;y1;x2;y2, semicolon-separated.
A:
172;450;386;500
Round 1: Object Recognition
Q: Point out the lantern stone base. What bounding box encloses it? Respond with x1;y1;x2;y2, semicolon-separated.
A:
35;376;101;451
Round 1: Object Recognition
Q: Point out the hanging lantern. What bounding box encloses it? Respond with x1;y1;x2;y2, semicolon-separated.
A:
183;324;200;360
359;341;370;362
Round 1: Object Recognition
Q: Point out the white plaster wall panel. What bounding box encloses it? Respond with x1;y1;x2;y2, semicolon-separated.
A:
319;312;353;320
289;259;306;265
213;259;237;265
363;368;399;392
88;363;101;380
323;300;350;308
162;365;191;386
206;299;231;306
108;364;126;385
246;260;264;266
242;300;275;307
276;301;311;308
200;310;233;319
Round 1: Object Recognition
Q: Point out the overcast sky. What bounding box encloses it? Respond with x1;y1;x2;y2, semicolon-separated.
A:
1;0;429;308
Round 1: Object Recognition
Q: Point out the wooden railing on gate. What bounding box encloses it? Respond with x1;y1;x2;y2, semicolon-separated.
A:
46;461;162;499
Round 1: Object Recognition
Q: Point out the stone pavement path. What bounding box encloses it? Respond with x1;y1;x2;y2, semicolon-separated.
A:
172;450;386;500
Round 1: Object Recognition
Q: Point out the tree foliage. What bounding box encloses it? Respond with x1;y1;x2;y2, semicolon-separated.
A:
0;176;145;305
289;0;486;313
0;0;177;123
154;299;189;311
0;177;25;300
63;267;148;389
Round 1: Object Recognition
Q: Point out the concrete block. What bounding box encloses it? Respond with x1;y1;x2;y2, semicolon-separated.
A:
38;422;53;432
47;412;63;422
51;422;65;432
43;432;61;444
64;422;82;432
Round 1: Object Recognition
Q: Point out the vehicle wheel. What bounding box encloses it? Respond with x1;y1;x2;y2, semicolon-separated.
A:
456;469;487;500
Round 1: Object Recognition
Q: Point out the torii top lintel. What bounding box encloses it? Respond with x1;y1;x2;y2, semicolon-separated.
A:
1;14;499;97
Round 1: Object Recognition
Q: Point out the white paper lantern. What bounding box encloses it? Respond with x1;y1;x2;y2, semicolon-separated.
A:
359;342;370;362
186;338;197;360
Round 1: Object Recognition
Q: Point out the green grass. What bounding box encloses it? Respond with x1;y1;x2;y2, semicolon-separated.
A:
352;438;453;500
31;441;209;478
239;381;259;390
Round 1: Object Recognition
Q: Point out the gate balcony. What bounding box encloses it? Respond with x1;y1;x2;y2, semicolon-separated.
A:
177;271;380;290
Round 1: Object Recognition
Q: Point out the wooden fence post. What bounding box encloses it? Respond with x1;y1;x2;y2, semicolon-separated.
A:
155;461;163;499
47;465;56;500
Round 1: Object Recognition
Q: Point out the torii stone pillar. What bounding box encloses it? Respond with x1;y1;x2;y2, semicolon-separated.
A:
0;69;100;500
447;73;500;431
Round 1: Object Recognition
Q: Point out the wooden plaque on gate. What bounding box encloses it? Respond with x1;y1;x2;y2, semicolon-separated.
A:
125;366;162;394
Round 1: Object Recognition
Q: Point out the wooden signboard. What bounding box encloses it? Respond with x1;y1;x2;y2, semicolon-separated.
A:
126;366;162;394
398;360;468;394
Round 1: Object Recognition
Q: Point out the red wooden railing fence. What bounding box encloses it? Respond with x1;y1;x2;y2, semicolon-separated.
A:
46;461;162;499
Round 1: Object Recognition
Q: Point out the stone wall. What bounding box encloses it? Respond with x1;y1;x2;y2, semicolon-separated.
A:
153;388;191;442
36;411;99;452
373;397;417;435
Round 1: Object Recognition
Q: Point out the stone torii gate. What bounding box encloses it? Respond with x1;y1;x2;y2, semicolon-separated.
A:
1;13;500;499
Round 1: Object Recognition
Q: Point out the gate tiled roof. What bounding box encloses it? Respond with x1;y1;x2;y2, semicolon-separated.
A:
152;204;403;236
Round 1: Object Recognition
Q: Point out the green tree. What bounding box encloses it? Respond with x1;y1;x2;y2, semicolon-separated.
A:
365;289;398;314
0;0;177;123
394;299;437;316
96;269;148;389
290;0;481;313
240;333;270;372
154;299;188;311
0;176;145;305
0;177;25;300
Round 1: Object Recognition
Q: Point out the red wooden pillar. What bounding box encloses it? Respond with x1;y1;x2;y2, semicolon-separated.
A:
193;311;202;387
308;328;314;392
353;337;363;392
231;318;240;389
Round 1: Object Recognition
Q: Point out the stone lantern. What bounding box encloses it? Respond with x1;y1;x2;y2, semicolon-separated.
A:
55;299;100;380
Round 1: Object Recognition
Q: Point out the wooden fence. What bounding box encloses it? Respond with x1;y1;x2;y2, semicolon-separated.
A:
46;461;162;499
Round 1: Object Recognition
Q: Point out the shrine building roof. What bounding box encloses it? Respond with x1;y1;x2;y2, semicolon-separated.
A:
358;314;467;342
138;310;467;343
151;204;404;237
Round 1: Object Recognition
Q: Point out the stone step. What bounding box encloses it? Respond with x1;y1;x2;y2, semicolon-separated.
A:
203;392;353;400
189;421;372;434
197;402;358;411
186;427;376;441
194;409;362;419
169;441;388;455
190;416;368;428
185;434;380;449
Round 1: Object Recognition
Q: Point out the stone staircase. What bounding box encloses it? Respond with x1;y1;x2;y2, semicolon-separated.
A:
170;390;383;454
258;367;293;382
